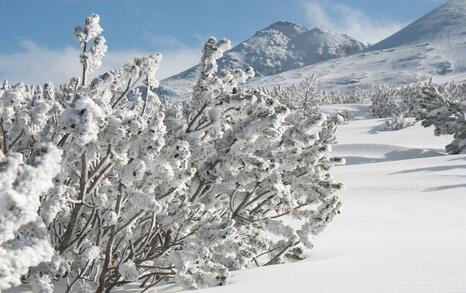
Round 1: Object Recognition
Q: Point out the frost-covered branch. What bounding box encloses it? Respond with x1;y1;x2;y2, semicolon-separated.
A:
75;14;107;86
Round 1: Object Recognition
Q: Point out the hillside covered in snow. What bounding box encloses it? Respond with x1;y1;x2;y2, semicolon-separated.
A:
249;0;466;91
161;0;466;98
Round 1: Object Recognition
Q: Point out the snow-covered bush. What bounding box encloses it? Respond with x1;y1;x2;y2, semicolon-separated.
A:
345;87;370;104
0;14;342;292
365;84;424;131
415;81;466;154
263;76;320;108
368;86;401;118
384;115;414;131
367;84;421;119
183;38;342;268
263;77;368;107
316;89;344;104
365;80;466;150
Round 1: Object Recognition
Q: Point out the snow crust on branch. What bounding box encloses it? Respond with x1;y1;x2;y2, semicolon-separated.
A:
0;145;62;290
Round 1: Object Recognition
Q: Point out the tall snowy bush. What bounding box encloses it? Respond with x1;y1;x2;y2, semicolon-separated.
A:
263;76;320;108
178;37;343;271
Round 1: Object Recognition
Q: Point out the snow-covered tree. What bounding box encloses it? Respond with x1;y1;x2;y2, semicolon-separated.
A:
39;34;232;291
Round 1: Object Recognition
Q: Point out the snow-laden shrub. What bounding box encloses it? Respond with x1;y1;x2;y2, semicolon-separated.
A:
367;84;421;119
368;86;401;118
0;14;342;292
182;39;343;269
415;81;466;154
365;84;425;132
262;76;320;108
345;87;370;104
384;115;414;131
398;84;423;118
264;79;368;107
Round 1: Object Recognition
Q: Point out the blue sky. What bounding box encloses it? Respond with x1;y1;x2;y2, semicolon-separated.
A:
0;0;446;83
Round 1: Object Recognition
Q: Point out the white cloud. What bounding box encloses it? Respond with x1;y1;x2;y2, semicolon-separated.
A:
0;40;201;85
305;1;406;44
156;48;201;78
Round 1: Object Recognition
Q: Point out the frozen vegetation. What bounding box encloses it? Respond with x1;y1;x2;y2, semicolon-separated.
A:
2;0;466;292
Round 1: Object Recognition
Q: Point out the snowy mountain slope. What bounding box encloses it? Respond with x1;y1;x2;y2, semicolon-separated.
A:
248;0;466;91
225;23;367;76
160;22;366;99
370;0;466;51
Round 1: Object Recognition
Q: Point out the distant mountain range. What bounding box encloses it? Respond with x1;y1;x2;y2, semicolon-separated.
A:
161;0;466;99
160;21;366;99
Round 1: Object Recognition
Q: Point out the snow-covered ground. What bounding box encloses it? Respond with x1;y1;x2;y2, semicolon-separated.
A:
155;104;465;293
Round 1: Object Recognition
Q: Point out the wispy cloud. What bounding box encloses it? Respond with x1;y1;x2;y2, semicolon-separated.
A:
305;1;406;44
0;40;200;85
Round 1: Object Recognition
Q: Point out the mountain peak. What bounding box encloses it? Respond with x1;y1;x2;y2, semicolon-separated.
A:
258;21;308;37
370;0;466;50
224;22;365;76
308;27;326;34
267;20;305;29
